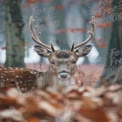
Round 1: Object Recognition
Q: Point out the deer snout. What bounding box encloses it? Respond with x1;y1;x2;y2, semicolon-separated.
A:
58;71;70;79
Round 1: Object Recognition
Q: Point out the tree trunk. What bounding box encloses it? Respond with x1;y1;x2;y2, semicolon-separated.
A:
4;0;25;67
53;0;70;50
96;0;122;87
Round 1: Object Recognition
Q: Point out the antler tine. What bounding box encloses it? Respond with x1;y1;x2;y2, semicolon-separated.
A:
50;42;55;52
29;16;52;51
72;16;96;51
71;41;75;51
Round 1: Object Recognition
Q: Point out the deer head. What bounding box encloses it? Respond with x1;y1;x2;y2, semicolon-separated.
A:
29;16;96;85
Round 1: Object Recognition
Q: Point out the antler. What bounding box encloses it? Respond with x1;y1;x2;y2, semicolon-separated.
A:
29;16;55;52
71;16;96;51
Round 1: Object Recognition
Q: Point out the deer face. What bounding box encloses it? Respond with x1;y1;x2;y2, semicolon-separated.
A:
49;50;77;81
34;45;92;82
29;16;95;85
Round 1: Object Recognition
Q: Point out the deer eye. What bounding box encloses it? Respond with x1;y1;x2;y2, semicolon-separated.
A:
50;60;55;64
71;60;76;64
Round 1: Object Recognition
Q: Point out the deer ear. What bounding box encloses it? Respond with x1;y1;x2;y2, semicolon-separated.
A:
75;45;92;57
34;45;51;57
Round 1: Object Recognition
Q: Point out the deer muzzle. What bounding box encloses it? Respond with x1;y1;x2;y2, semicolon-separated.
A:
58;71;70;80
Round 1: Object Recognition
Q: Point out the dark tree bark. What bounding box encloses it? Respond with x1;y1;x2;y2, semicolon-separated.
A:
53;0;70;50
4;0;25;67
96;0;122;87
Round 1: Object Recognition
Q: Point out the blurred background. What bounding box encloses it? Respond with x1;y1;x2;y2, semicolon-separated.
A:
0;0;122;86
0;0;112;66
0;0;122;85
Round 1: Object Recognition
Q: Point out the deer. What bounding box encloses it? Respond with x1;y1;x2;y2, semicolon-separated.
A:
0;16;96;93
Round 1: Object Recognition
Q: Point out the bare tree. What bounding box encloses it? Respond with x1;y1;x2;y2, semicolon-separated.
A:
4;0;25;67
96;0;122;87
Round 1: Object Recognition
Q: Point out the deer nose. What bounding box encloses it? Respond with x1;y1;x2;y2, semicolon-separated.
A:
58;71;70;79
60;73;67;78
